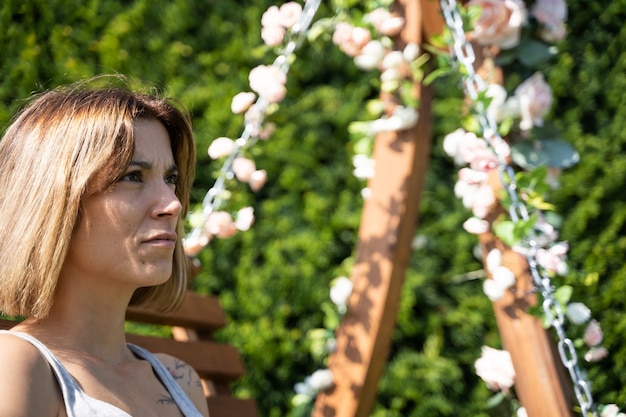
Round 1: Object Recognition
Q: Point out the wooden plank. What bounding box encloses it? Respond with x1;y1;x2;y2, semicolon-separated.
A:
206;397;259;417
126;334;246;382
126;290;227;331
0;318;15;330
313;2;435;416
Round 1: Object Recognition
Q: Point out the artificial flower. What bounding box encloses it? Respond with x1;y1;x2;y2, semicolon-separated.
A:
531;0;568;42
354;40;386;70
536;241;569;276
232;157;257;182
249;65;287;103
261;25;286;46
583;319;603;347
309;369;334;392
463;217;490;234
492;266;516;289
566;302;591;325
483;278;506;301
468;0;527;49
249;169;268;191
231;92;257;114
515;72;553;131
330;276;353;314
204;211;237;238
584;346;609;363
366;8;405;36
235;206;255;231
474;346;516;393
332;22;370;57
207;137;235;159
600;404;626;417
352;154;376;180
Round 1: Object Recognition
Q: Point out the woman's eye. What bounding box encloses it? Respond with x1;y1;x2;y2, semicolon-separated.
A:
165;173;179;186
121;171;142;182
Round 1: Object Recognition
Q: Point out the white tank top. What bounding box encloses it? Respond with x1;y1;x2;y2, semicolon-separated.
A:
0;330;205;417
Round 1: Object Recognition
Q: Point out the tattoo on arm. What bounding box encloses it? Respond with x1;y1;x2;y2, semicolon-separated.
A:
157;394;175;405
168;359;202;387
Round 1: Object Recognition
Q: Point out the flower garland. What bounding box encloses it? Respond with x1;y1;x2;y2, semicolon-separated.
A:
183;0;322;255
438;0;623;415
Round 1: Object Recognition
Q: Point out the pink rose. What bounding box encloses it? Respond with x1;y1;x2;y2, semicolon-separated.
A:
536;242;568;276
366;8;391;31
366;8;405;36
584;346;608;363
354;40;386;70
514;72;553;130
183;233;210;256
531;0;567;42
261;6;281;28
232;157;256;182
458;167;489;185
204;211;237;238
457;134;496;170
443;128;472;165
249;169;267;191
469;148;498;172
332;23;371;57
235;207;255;231
261;25;286;46
584;320;603;347
474;346;516;393
207;137;234;159
278;2;303;28
468;0;527;49
472;183;496;218
249;65;287;103
463;217;489;234
231;92;257;114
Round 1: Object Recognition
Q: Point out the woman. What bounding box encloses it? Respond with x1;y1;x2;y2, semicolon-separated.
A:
0;80;210;417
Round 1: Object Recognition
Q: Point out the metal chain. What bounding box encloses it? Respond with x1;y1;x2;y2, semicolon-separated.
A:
439;1;597;415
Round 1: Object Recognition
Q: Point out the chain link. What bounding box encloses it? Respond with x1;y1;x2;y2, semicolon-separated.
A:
439;1;597;415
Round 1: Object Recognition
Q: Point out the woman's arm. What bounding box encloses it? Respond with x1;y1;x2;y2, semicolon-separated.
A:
0;334;62;417
155;353;210;417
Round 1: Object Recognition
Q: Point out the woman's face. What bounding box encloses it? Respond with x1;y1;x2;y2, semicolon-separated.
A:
62;119;182;291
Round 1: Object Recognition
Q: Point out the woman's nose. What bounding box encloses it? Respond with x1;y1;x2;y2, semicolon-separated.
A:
153;183;183;218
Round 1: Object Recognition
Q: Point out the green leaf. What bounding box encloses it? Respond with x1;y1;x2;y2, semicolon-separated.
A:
554;285;573;307
485;391;507;409
493;220;516;247
517;39;557;68
511;139;580;170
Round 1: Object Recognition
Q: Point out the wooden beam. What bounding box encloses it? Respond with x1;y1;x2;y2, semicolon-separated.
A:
479;172;574;416
313;2;438;415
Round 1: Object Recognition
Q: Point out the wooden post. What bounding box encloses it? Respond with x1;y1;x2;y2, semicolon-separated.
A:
312;1;441;416
479;172;574;416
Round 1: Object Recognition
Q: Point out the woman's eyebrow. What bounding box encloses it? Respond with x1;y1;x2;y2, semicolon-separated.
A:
128;160;178;173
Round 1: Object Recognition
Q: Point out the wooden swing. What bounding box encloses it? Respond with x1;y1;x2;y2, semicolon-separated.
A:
313;1;576;416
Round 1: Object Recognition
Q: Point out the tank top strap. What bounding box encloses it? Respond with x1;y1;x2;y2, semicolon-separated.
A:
127;343;205;417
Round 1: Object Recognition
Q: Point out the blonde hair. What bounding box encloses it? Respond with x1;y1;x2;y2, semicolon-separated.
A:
0;80;196;318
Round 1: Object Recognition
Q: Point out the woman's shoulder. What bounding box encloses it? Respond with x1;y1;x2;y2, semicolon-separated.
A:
153;352;210;417
0;332;63;416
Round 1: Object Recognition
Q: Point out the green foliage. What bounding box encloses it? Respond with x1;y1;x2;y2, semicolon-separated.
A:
1;0;625;415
